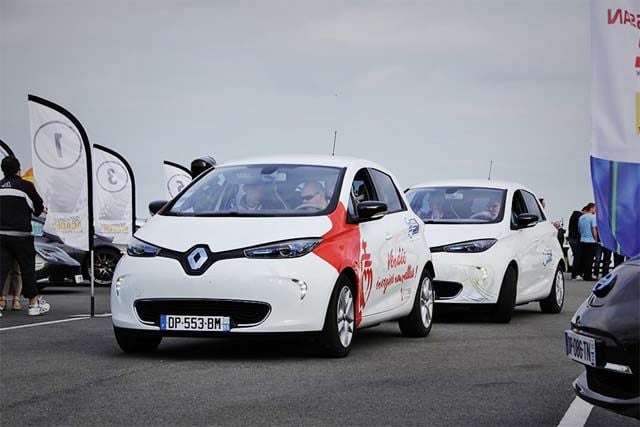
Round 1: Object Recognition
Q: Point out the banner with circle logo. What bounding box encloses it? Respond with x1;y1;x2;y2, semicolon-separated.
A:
163;160;191;200
93;144;135;245
28;95;93;251
0;139;14;158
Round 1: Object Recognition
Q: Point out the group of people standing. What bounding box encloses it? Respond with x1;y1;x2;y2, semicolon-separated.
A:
567;202;624;281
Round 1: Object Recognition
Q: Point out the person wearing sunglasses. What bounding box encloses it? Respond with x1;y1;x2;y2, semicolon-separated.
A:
471;198;502;221
297;181;328;211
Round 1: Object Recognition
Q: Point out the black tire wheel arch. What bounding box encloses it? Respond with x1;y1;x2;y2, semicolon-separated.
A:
83;246;122;286
492;264;517;323
539;263;565;314
399;267;434;338
114;327;162;353
320;274;356;358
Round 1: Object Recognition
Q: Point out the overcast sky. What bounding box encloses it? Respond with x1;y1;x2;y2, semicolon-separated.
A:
1;0;592;221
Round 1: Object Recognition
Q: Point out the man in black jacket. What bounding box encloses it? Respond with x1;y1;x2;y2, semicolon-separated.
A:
0;156;50;317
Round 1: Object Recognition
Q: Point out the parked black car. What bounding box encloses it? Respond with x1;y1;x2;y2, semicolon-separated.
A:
32;217;124;286
565;255;640;419
34;242;81;290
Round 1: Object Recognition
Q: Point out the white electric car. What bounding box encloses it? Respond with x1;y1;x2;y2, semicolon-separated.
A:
405;180;565;323
112;156;434;356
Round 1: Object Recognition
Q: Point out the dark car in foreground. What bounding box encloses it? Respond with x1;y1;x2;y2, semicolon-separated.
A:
565;255;640;419
32;217;124;286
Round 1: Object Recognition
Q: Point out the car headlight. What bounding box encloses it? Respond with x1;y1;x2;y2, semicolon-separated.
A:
35;254;46;271
127;237;161;257
244;238;322;259
434;239;497;253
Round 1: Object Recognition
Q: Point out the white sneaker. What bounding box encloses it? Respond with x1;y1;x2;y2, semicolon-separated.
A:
28;297;50;316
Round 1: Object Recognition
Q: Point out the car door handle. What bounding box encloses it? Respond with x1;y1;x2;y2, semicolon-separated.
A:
385;233;393;240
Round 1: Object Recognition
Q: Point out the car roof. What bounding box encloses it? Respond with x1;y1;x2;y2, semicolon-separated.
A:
408;179;536;194
217;154;389;172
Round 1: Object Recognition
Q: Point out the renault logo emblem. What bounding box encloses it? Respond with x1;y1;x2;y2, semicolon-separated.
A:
187;247;208;270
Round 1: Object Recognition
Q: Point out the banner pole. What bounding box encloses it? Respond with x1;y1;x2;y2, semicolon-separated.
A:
90;249;95;317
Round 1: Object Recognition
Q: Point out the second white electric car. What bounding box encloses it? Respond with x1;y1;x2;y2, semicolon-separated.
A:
406;180;565;322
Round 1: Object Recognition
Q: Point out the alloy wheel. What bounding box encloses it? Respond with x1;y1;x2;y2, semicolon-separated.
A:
337;286;354;348
555;270;565;307
420;277;434;328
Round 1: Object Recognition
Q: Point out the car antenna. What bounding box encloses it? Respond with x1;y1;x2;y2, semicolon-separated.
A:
488;160;493;180
332;130;337;156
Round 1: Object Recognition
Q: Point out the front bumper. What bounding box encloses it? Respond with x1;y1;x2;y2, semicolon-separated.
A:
111;253;338;333
574;371;640;419
431;252;502;304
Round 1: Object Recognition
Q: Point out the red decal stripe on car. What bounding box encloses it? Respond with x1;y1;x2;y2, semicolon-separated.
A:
314;203;371;326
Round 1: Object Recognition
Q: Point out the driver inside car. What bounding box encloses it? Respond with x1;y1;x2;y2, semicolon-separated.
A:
471;198;501;221
298;181;328;210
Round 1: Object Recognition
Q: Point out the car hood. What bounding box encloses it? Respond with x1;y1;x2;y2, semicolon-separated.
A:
424;223;506;248
135;214;333;253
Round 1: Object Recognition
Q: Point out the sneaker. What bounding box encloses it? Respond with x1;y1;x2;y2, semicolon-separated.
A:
575;276;583;281
28;297;50;316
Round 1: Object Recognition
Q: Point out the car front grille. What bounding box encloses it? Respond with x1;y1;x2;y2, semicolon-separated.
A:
135;299;271;327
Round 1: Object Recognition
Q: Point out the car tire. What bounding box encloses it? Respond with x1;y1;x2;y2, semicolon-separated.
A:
539;264;564;314
492;266;517;323
83;247;122;287
114;327;162;353
320;275;355;358
398;270;434;338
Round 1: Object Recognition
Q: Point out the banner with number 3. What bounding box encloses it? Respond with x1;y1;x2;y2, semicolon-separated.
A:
93;144;135;245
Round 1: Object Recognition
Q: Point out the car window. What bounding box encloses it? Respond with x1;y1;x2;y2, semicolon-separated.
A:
522;190;546;221
348;168;378;217
511;190;528;225
406;186;506;224
369;169;405;213
166;164;344;217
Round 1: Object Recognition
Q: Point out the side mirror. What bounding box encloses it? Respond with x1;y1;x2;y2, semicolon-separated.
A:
149;200;168;216
515;213;539;229
357;201;388;222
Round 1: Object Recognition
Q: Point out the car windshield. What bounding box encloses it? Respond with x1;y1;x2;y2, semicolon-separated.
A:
406;186;506;224
166;164;344;217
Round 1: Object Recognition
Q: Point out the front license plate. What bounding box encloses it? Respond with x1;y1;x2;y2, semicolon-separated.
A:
160;315;230;332
564;330;596;367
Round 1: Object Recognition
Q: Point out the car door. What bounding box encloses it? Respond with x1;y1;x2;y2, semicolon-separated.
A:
367;169;421;315
520;190;557;299
347;169;388;319
510;190;538;301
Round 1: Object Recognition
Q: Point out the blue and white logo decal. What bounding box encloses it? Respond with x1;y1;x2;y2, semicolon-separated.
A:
542;248;553;267
405;217;420;239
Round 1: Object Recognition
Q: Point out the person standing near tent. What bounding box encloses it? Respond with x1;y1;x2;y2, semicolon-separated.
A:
578;202;598;281
0;156;50;317
568;206;586;279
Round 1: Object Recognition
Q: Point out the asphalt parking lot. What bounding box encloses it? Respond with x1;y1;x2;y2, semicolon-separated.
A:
0;277;637;426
